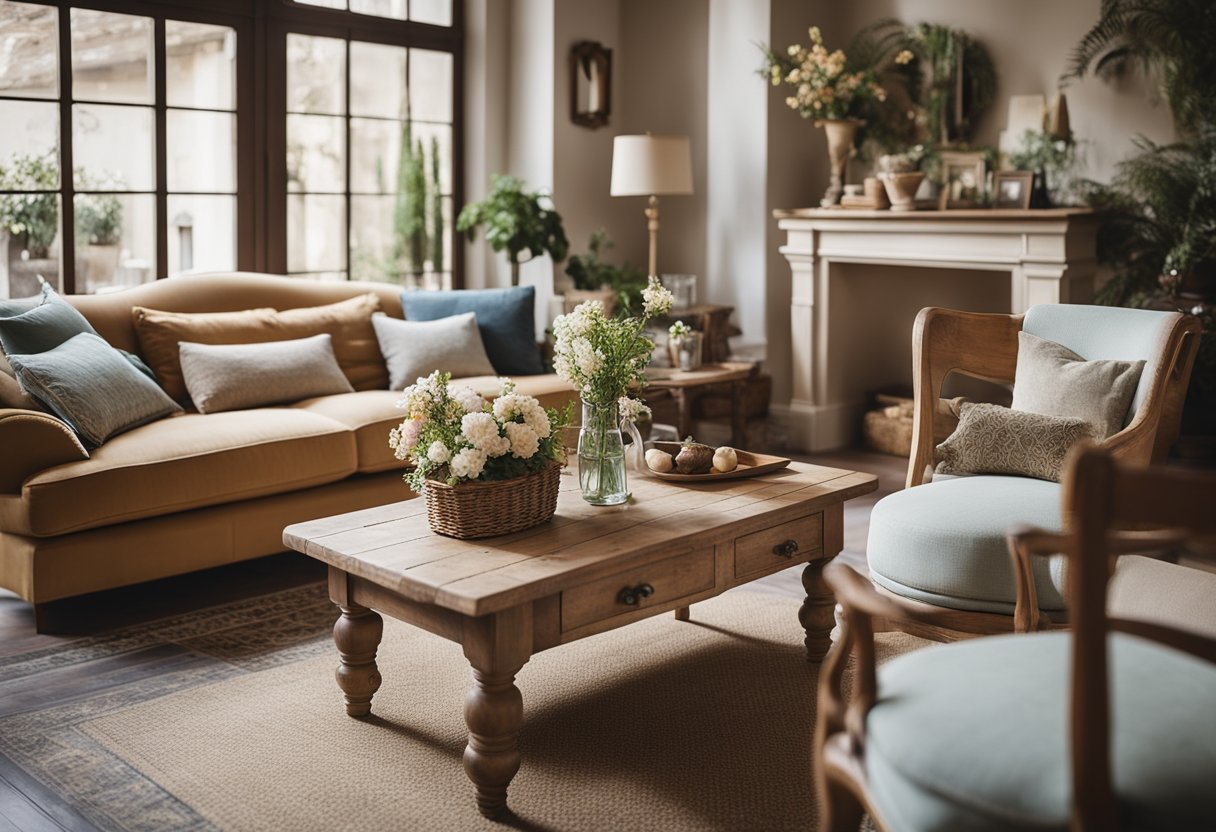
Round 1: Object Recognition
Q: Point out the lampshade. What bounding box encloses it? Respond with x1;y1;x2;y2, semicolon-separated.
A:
609;134;694;197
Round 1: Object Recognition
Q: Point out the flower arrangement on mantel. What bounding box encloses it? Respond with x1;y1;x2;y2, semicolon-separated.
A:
760;26;909;121
390;372;569;489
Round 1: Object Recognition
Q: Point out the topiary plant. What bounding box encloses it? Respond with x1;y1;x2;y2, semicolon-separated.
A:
457;174;568;286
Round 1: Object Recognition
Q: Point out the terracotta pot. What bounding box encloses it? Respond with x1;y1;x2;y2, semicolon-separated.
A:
881;172;926;212
815;118;863;208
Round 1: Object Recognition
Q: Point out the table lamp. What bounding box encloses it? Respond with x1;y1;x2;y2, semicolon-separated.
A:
609;134;693;277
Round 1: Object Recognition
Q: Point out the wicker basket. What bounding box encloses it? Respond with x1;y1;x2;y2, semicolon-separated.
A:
423;462;562;539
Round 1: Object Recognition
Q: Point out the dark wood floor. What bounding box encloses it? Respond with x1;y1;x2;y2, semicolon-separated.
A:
0;447;903;832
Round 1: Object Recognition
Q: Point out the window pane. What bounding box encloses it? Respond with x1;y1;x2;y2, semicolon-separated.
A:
350;117;400;194
287;34;345;115
167;110;236;192
0;1;58;99
410;0;453;27
295;0;346;9
71;8;153;105
166;21;236;111
350;41;406;119
409;48;452;123
0;101;59;189
288;194;345;272
349;0;405;20
73;104;155;191
0;193;60;299
412;122;452;194
167;195;235;275
74;193;155;293
351;194;396;282
287;114;345;193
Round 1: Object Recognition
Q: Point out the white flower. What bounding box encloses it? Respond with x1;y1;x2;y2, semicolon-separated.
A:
460;412;510;457
426;441;450;464
641;276;674;317
505;422;540;459
449;384;485;414
449;447;487;480
618;396;651;423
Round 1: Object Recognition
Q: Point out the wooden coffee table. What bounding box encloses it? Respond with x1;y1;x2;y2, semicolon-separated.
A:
283;462;876;818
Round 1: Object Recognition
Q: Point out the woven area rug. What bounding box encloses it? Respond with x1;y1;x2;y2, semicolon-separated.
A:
1;584;927;831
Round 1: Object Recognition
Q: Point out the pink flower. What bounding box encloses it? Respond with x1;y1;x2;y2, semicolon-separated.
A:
402;418;423;451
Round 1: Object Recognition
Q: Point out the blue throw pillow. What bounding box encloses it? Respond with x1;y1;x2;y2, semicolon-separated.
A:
0;283;158;382
400;286;543;376
7;332;181;447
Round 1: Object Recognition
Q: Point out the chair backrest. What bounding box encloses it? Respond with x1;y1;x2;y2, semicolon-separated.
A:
1061;446;1216;827
1022;304;1179;425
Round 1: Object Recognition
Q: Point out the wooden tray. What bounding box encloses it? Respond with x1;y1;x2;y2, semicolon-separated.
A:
645;442;792;482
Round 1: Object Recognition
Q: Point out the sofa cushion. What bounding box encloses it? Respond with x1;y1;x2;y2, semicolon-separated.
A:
372;312;495;390
866;632;1216;831
290;391;407;474
401;286;543;376
7;332;182;446
132;294;384;400
0;408;357;537
867;475;1065;614
180;334;354;413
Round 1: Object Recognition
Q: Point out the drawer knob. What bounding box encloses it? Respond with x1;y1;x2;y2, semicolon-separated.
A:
773;539;800;558
617;583;655;606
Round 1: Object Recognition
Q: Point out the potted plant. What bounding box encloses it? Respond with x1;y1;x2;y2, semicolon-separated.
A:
75;184;123;289
666;320;703;371
457;174;569;286
389;372;571;539
564;229;649;316
876;144;931;211
0;152;59;295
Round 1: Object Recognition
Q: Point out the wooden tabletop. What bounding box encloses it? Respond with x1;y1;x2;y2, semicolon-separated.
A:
284;462;876;618
644;362;755;387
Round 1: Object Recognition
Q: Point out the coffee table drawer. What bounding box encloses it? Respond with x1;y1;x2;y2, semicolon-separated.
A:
561;547;715;632
734;514;823;579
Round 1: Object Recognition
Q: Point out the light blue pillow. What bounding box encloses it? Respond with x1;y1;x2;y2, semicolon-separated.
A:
400;286;543;376
7;332;182;446
0;283;158;382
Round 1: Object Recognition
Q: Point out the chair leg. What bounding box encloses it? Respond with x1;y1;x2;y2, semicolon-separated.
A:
819;772;865;832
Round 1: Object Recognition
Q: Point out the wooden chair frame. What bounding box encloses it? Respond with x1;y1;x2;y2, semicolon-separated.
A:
818;446;1216;832
882;306;1201;641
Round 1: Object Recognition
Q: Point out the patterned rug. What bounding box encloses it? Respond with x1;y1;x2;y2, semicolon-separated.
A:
0;584;924;831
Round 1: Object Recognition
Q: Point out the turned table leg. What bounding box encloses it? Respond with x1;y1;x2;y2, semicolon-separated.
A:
334;604;383;717
800;558;836;663
461;606;532;818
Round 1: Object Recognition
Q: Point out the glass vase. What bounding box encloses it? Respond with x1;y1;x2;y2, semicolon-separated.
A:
577;400;629;505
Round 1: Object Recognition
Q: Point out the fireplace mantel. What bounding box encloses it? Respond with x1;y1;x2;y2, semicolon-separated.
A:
773;207;1100;451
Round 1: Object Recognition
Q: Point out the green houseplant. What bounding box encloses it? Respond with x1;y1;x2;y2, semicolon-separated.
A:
457;174;569;286
564;230;648;314
0;152;59;259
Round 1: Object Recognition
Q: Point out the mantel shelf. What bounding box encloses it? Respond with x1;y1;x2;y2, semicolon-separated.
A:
773;207;1096;221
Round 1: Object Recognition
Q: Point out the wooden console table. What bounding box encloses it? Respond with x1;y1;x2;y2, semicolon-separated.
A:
773;207;1100;451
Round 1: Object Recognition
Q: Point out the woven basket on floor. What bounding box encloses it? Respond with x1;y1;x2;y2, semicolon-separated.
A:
424;462;562;539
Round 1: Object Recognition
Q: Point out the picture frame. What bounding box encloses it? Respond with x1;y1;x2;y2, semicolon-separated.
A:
569;41;612;129
993;171;1034;209
936;151;987;209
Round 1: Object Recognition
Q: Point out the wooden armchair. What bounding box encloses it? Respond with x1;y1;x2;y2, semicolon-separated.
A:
817;445;1216;831
865;304;1199;641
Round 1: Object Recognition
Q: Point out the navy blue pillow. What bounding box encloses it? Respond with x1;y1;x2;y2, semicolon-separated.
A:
0;283;158;382
400;286;543;376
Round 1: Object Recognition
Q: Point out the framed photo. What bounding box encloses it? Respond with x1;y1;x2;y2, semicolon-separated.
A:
937;151;987;209
993;171;1034;209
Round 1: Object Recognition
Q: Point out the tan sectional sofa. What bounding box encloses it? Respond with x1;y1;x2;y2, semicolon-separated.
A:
0;272;577;628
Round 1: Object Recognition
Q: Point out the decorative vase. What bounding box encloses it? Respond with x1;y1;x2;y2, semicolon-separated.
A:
577;400;630;505
667;332;704;371
880;172;926;212
816;118;863;208
423;462;561;539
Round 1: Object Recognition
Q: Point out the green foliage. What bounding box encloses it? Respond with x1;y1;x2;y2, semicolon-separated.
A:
1064;0;1216;136
428;135;444;273
457;174;569;274
847;19;924;157
394;122;428;277
909;23;996;146
0;152;59;257
75;193;122;246
1010;130;1085;205
564;229;648;311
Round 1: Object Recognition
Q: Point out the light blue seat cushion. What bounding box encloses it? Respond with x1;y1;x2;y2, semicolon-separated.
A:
867;476;1064;613
400;286;543;377
866;632;1216;831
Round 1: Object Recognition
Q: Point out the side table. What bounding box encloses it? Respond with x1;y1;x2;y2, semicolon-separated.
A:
645;361;757;446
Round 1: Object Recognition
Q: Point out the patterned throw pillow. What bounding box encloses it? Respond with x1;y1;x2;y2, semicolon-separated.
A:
935;402;1099;482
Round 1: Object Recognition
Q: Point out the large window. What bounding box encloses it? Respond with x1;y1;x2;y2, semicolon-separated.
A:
0;0;460;299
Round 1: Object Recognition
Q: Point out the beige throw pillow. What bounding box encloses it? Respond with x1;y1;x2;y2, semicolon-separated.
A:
936;402;1098;482
179;334;355;414
1011;331;1145;438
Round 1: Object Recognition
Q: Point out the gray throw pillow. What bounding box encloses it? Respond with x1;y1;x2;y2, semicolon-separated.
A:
7;332;182;447
372;312;496;390
1011;331;1145;439
179;333;355;414
936;402;1099;482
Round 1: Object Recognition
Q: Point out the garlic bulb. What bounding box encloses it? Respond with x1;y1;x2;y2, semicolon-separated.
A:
712;446;738;473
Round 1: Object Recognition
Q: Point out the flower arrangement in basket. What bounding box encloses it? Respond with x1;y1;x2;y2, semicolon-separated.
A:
389;372;571;539
552;276;674;505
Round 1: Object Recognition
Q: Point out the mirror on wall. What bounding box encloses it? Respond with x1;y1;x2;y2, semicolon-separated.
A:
570;40;611;129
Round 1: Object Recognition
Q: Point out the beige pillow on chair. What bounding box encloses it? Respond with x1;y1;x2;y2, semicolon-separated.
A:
936;402;1099;482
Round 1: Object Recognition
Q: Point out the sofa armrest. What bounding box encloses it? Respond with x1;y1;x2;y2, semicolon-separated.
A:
0;409;89;494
